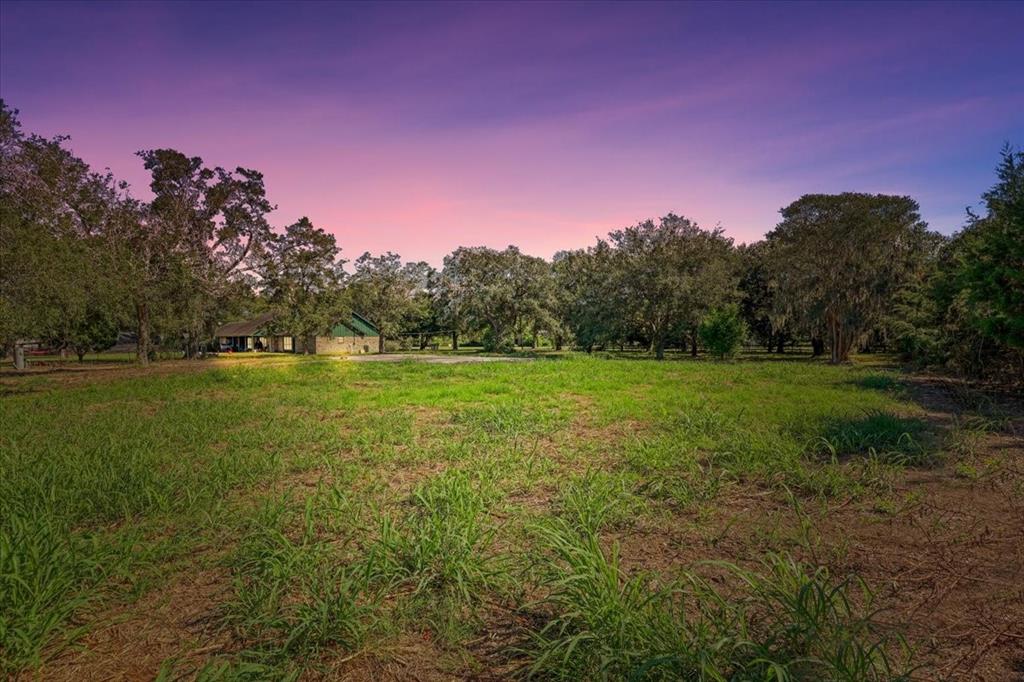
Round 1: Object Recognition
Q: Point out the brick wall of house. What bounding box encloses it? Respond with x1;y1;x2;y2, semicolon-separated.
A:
313;335;378;354
293;336;316;354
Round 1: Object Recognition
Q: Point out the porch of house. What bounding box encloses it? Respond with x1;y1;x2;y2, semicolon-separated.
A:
217;335;295;353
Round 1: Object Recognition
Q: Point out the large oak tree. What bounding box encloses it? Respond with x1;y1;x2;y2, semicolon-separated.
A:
0;101;126;367
442;246;552;352
347;252;432;353
137;149;273;360
767;193;928;363
608;214;736;359
257;217;346;352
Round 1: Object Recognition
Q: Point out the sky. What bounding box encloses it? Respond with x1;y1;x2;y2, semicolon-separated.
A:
2;1;1022;265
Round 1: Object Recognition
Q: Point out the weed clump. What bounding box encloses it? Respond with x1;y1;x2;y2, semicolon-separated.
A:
372;469;504;603
556;470;645;533
221;495;378;672
814;411;930;465
522;521;912;681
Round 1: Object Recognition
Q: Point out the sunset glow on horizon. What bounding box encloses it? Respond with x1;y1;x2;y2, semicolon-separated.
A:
2;0;1022;265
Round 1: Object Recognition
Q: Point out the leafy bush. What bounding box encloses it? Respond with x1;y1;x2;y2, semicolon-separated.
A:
698;305;747;359
482;326;515;353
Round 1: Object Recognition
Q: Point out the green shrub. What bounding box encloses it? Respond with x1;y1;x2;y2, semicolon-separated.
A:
482;327;515;353
698;306;747;359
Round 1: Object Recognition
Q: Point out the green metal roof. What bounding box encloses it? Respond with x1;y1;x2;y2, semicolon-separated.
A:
330;312;379;337
350;312;379;335
218;312;378;338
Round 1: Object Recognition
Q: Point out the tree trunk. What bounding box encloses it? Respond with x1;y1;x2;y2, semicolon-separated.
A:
77;349;86;362
532;331;539;349
490;320;505;352
828;316;852;364
655;335;665;360
13;344;26;370
690;334;698;358
451;330;459;351
811;338;824;357
830;317;840;364
137;302;151;366
186;325;203;359
554;335;563;351
776;336;785;354
378;334;385;354
419;334;428;350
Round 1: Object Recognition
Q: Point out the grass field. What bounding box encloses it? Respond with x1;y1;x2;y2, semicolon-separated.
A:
1;353;1021;680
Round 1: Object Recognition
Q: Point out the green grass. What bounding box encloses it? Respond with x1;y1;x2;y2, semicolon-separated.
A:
373;468;505;603
0;354;939;677
523;520;910;680
221;493;377;673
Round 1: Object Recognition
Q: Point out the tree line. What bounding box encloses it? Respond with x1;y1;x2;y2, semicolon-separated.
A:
2;100;1021;378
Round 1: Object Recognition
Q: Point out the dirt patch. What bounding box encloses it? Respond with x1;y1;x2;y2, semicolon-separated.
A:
600;381;1024;681
385;460;451;496
32;567;233;682
320;633;479;681
465;374;1024;681
820;436;1024;680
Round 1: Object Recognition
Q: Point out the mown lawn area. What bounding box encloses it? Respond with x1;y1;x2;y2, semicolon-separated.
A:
1;354;1020;680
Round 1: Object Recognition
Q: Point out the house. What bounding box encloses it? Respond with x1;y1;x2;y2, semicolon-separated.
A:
214;312;380;355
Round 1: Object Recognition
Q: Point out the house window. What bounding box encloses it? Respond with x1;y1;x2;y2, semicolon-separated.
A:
282;336;293;352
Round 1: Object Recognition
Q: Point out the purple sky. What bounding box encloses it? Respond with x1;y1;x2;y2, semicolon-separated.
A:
2;1;1022;265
